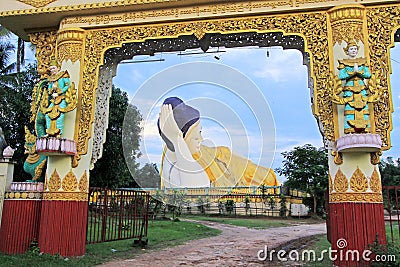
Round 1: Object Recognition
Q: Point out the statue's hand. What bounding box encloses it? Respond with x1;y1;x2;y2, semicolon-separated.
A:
159;104;183;143
354;63;358;73
52;92;58;98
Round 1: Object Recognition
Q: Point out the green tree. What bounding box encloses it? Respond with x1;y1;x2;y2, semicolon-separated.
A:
90;85;142;188
276;144;329;215
135;163;160;188
0;64;38;181
379;157;400;186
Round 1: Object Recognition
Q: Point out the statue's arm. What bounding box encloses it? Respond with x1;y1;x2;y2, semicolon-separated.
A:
159;104;206;181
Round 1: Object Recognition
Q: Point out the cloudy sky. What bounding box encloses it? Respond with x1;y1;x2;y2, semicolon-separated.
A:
114;45;400;183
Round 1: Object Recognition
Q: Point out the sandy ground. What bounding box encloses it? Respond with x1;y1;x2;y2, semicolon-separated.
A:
98;220;327;267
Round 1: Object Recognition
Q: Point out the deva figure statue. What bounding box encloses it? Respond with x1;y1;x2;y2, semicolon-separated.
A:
337;41;372;133
158;97;278;188
40;57;72;137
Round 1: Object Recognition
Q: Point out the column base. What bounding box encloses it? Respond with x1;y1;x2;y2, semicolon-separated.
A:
38;200;88;256
329;202;386;267
0;199;42;254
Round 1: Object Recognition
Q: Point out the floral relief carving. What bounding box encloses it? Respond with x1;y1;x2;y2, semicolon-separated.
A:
334;168;348;193
350;167;368;193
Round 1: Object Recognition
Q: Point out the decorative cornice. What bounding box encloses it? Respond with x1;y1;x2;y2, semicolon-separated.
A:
1;0;180;17
57;28;85;63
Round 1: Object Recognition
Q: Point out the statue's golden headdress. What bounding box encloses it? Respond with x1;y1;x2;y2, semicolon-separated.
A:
49;56;60;68
24;126;37;144
343;40;360;54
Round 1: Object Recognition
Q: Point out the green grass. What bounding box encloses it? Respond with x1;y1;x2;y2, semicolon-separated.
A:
181;214;325;229
0;220;221;267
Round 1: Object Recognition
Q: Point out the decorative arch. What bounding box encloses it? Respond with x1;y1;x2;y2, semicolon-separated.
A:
74;12;331;167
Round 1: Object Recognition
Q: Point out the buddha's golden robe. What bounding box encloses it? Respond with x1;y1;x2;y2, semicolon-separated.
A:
192;145;278;187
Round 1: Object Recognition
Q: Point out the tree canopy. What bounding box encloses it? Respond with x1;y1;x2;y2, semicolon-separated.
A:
276;144;329;214
89;85;142;188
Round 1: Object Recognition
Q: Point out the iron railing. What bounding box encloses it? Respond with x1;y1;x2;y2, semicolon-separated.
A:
383;185;400;244
87;187;150;244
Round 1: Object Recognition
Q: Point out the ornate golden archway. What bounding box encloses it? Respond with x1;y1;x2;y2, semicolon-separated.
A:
1;0;400;263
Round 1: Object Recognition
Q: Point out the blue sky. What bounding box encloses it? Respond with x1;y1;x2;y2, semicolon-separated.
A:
114;45;400;183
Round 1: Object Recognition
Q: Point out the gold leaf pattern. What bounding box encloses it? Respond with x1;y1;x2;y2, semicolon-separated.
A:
329;173;333;193
334;168;348;193
329;192;383;203
350;167;368;193
48;169;61;191
370;168;382;193
62;170;78;192
78;171;89;192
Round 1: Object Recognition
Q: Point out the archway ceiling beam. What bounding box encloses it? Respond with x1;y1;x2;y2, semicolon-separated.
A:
0;0;397;40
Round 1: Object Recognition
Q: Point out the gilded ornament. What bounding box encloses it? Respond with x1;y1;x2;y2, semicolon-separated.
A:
328;5;365;44
328;173;333;193
350;167;368;193
366;6;397;150
334;168;348;193
370;168;382;193
329;192;383;203
17;0;57;8
57;28;85;63
73;12;331;166
78;171;89;192
332;150;343;165
28;31;57;79
370;150;382;165
42;192;88;201
62;170;78;192
48;169;61;191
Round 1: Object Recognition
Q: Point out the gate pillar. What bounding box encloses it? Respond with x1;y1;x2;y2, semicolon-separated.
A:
30;28;90;257
325;5;388;266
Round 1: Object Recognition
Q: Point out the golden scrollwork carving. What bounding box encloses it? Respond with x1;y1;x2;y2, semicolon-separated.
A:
78;171;89;192
57;28;86;63
73;12;331;166
329;192;383;203
366;6;398;150
17;0;57;8
370;168;382;193
47;169;61;191
62;170;78;192
42;192;88;201
332;150;343;165
350;167;368;193
328;173;333;193
328;5;365;44
370;150;382;165
334;168;348;193
29;30;57;79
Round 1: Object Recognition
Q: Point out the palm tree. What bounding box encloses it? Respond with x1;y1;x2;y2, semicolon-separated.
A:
0;24;25;73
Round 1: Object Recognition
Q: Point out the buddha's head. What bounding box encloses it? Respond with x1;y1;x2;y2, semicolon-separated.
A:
158;97;203;153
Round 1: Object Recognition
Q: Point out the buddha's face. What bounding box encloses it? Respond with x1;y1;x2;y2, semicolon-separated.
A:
184;121;203;154
347;46;358;58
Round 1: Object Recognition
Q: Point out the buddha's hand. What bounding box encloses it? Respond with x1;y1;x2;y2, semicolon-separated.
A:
159;104;183;143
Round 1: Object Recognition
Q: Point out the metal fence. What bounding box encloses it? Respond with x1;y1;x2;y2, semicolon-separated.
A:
383;186;400;244
87;188;150;244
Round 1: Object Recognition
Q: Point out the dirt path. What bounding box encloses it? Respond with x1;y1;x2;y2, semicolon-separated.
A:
98;221;326;267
